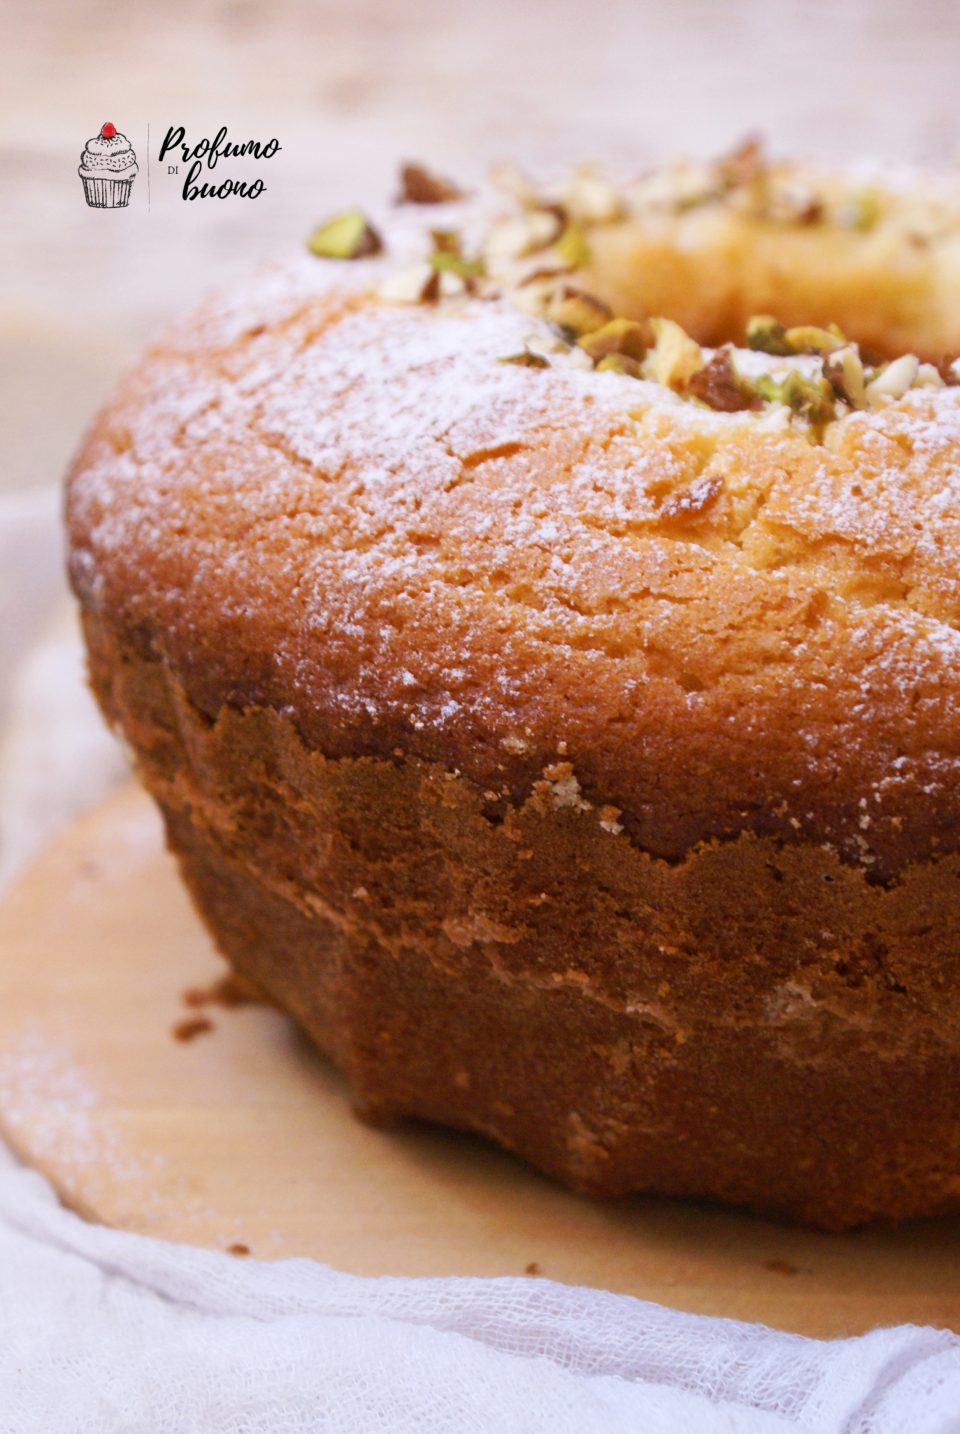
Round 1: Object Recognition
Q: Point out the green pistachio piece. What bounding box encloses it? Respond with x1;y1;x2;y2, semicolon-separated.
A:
546;288;613;338
645;317;704;388
752;369;835;423
430;250;486;278
426;228;485;280
578;317;652;363
307;208;383;259
753;374;784;404
745;314;793;356
823;346;867;408
430;228;461;254
553;224;592;268
596;353;644;377
783;324;845;355
780;370;836;423
498;349;550;369
840;188;882;232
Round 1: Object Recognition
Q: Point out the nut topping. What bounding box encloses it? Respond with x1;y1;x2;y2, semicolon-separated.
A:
337;149;960;433
596;353;644;378
686;351;758;412
307;209;383;259
428;229;486;282
937;355;960;385
398;162;464;205
578;317;653;364
377;262;441;303
498;349;550;368
717;134;766;189
838;188;882;232
864;353;920;401
546;287;613;339
783;324;846;355
486;210;563;260
746;315;793;356
563;169;625;224
823;346;867;409
755;370;836;425
552;223;592;268
643;318;704;390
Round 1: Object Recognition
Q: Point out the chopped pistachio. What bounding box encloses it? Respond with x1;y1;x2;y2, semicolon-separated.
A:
515;262;577;288
488;162;541;208
376;262;439;303
552;224;592;268
839;188;882;232
764;182;822;225
686;351;757;412
398;163;463;205
510;277;563;318
578;317;652;363
429;251;485;281
563;170;625;224
430;228;460;254
485;210;562;259
307;208;383;259
823;346;867;408
753;374;784;405
628;163;721;212
716;134;766;189
780;370;836;424
864;353;920;401
784;324;846;355
915;362;946;389
746;314;793;356
546;287;613;338
644;318;704;389
596;353;644;378
937;355;960;385
498;349;550;369
752;370;835;423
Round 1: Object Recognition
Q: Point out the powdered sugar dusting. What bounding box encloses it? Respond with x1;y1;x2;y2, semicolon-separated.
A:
65;186;960;876
0;1029;161;1200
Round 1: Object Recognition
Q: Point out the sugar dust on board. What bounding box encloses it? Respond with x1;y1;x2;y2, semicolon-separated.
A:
158;125;281;200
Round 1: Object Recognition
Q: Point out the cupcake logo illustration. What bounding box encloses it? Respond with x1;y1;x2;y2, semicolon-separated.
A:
78;122;138;209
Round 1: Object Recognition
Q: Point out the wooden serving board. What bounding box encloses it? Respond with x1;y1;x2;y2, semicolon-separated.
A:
1;783;958;1338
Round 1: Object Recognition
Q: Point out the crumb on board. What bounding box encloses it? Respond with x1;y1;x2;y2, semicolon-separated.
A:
172;1016;214;1043
181;973;261;1010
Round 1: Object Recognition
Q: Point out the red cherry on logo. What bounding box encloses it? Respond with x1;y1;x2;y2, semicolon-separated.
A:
100;122;117;139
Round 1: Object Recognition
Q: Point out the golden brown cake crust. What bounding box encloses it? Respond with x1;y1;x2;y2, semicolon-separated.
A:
65;170;960;1224
66;250;960;881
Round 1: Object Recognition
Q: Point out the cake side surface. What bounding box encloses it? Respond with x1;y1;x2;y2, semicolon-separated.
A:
81;609;960;1228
